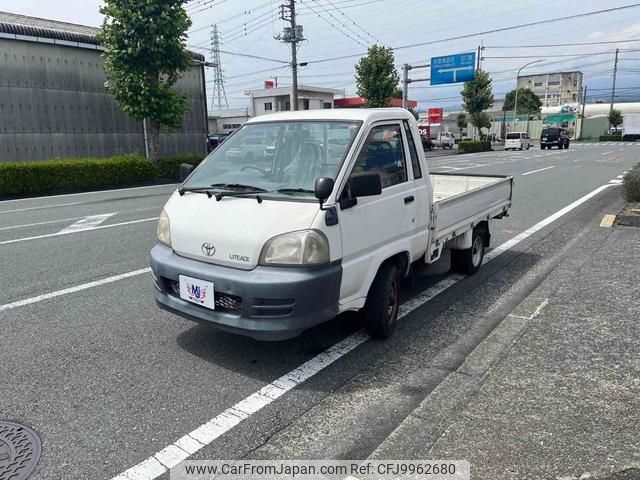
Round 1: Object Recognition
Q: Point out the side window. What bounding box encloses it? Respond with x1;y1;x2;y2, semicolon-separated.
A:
352;124;408;188
403;120;422;179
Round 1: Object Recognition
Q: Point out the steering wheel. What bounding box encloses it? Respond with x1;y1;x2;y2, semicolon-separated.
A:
241;165;270;175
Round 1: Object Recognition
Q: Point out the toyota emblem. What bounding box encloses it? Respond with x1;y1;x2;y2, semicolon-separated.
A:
202;243;216;256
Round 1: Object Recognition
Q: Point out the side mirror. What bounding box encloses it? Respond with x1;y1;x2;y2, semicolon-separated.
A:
350;172;382;197
314;177;335;203
179;163;195;183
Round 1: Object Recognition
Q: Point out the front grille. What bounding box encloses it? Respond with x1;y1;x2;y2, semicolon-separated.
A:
164;278;243;313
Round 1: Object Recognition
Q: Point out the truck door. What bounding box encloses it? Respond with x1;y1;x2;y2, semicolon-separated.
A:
338;122;419;305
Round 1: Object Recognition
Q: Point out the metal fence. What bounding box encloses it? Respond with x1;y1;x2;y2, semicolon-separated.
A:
0;39;207;162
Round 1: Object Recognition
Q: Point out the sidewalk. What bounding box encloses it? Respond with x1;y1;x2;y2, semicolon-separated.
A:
372;225;640;480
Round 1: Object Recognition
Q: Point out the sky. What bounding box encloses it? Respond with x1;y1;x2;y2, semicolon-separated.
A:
2;0;640;111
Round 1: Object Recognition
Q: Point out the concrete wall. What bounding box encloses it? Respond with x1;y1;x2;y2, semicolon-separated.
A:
0;39;207;161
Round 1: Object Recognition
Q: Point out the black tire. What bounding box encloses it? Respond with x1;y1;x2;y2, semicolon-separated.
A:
564;143;569;149
541;145;546;150
364;262;400;339
451;227;487;275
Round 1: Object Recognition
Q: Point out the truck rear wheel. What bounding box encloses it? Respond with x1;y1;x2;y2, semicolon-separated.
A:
451;227;486;275
364;262;400;339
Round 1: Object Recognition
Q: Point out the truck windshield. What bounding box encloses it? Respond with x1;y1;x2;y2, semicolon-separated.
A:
184;121;361;198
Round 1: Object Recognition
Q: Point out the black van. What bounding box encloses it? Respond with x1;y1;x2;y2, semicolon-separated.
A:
540;127;570;149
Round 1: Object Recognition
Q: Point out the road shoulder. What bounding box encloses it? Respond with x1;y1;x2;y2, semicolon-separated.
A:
372;224;640;480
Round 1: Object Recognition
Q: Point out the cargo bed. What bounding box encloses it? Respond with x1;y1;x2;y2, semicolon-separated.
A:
430;172;513;248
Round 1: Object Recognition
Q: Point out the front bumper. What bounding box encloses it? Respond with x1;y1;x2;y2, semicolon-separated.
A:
150;244;342;340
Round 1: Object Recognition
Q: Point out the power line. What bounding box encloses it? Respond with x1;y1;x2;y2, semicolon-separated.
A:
323;0;383;45
484;38;640;48
303;3;640;64
300;0;369;48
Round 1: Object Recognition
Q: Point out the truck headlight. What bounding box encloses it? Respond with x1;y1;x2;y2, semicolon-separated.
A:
157;209;172;247
259;230;330;266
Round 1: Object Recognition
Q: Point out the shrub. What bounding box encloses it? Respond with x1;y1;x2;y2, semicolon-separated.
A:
0;154;157;197
599;135;623;142
623;163;640;202
458;141;491;153
156;154;206;180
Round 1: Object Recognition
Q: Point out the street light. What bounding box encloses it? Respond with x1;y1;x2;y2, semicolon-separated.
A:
512;59;543;130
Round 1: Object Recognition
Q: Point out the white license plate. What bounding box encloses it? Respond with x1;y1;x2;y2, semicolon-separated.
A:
542;137;547;140
179;275;215;310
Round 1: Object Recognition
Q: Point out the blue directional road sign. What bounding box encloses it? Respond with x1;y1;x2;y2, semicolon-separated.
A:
430;52;476;85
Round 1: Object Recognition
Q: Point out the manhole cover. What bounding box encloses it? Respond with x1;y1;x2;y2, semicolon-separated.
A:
0;421;41;480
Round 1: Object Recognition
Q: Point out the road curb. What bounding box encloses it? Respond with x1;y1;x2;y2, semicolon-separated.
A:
368;293;549;460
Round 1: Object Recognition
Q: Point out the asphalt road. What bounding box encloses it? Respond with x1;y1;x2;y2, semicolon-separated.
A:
0;142;636;479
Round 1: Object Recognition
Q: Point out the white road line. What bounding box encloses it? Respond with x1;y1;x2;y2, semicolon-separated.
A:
0;207;161;232
485;183;613;261
0;216;85;231
108;182;618;480
0;183;178;204
57;213;115;234
521;166;556;176
601;151;615;155
0;217;158;245
0;201;87;215
0;268;151;312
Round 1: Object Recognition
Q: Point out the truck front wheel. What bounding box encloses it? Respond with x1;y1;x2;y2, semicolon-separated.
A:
364;262;400;339
451;227;486;275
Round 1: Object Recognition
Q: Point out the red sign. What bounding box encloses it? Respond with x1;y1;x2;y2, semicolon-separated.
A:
427;107;443;123
264;80;275;89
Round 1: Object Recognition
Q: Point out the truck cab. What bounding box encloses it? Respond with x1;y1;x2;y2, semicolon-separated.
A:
151;109;513;341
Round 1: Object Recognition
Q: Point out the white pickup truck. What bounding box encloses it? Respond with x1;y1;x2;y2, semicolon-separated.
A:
151;109;513;340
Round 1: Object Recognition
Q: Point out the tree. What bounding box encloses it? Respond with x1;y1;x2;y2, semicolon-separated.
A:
609;109;623;132
98;0;193;162
503;88;542;115
456;112;467;137
355;45;400;108
461;70;494;139
471;112;492;136
407;107;420;120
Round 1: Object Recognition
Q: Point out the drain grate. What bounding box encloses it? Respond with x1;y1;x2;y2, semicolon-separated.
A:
0;421;42;480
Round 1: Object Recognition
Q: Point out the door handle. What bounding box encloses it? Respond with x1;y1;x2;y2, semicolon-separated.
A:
404;195;415;204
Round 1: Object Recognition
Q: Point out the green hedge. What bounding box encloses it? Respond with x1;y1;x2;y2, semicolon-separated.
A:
0;153;205;198
156;154;206;180
599;135;623;142
458;141;491;153
623;163;640;202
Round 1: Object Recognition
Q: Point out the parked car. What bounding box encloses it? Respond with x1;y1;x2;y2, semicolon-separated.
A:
151;109;514;341
505;132;530;150
207;134;229;152
540;127;570;149
225;136;271;161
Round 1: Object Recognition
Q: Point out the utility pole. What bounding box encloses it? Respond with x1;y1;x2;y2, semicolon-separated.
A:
210;24;229;111
277;0;304;111
402;63;429;110
579;85;587;140
610;48;619;115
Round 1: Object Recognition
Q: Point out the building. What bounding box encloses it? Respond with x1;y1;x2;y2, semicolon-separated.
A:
208;108;250;134
517;71;583;107
0;11;207;162
334;97;418;109
245;84;342;116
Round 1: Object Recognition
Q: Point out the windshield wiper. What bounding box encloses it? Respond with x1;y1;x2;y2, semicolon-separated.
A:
276;188;314;195
210;183;268;203
178;186;213;197
210;183;267;191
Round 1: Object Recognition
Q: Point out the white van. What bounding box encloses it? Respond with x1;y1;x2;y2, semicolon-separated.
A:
505;132;530;150
151;109;513;340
